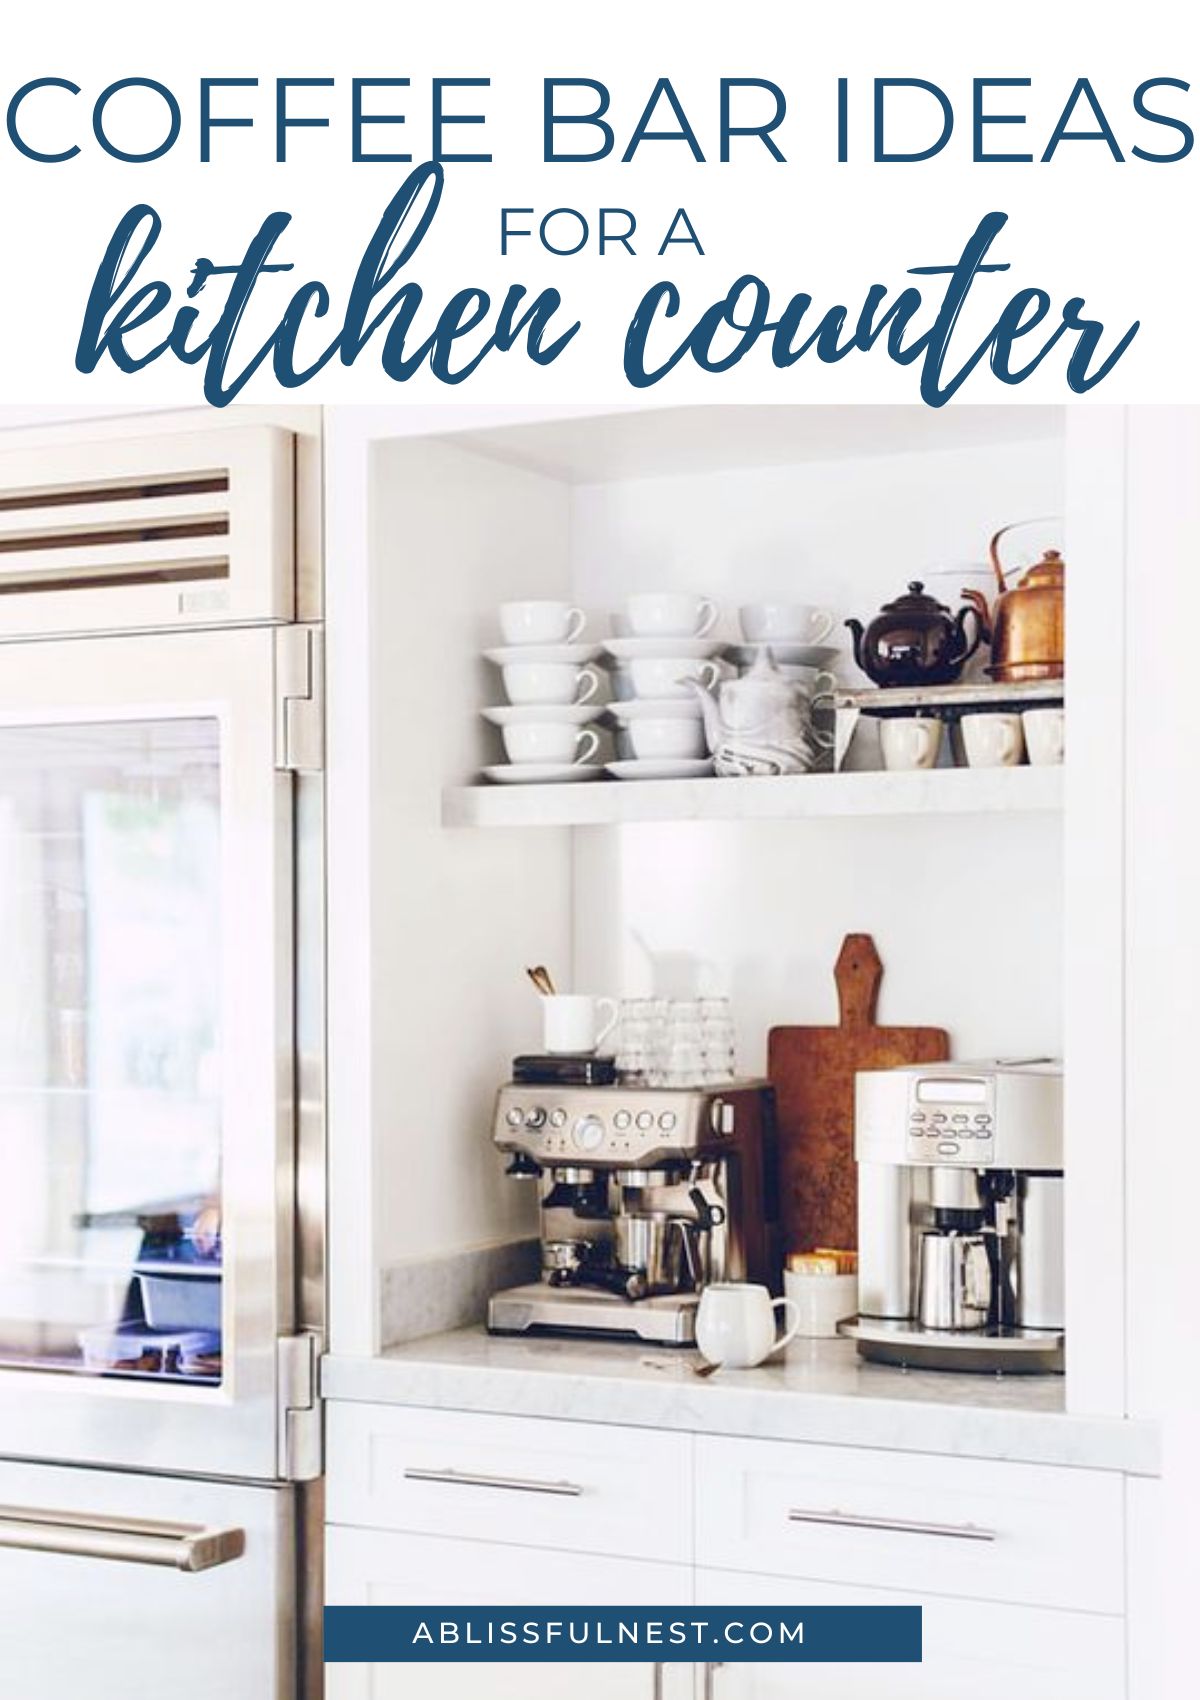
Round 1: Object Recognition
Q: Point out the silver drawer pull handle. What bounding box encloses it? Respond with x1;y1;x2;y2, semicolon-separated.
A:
788;1507;996;1543
0;1505;245;1572
404;1466;583;1498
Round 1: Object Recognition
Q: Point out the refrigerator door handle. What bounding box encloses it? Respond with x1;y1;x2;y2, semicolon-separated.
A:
0;1506;246;1572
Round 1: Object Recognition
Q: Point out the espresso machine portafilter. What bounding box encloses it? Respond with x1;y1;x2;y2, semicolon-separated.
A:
839;1061;1064;1373
488;1082;781;1346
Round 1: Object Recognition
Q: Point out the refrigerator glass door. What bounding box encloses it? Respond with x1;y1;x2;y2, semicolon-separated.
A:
0;1457;294;1700
0;629;295;1481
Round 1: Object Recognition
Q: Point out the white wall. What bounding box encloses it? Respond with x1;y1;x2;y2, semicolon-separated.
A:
367;437;573;1290
569;438;1065;1063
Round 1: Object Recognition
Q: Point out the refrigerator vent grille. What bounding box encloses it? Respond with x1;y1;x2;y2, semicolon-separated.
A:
0;426;294;636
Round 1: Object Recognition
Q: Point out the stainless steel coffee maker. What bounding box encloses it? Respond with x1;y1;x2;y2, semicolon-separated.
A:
488;1082;781;1345
839;1060;1064;1372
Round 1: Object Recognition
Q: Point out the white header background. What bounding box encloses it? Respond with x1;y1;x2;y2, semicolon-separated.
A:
2;0;1197;405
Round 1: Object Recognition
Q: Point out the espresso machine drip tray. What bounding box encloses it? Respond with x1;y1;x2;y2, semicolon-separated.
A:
489;1283;700;1346
838;1316;1064;1375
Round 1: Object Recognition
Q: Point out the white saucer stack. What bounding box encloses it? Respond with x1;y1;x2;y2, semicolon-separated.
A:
481;601;605;784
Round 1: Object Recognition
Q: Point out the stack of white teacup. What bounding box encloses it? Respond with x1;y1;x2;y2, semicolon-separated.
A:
481;600;606;784
602;592;721;781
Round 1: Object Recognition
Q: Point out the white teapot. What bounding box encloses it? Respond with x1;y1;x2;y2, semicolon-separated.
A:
685;649;825;777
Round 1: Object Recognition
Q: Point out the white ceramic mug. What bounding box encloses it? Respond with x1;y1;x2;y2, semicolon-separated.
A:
627;657;721;701
625;593;718;639
1022;707;1064;766
501;662;601;707
625;717;707;760
542;994;620;1056
502;723;600;766
880;716;943;772
499;600;587;646
694;1282;800;1369
739;602;835;645
961;712;1025;768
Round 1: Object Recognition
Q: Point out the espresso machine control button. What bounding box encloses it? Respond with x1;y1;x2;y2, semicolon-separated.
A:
524;1107;547;1129
658;1110;677;1131
635;1111;654;1131
550;1109;568;1129
505;1107;524;1128
613;1110;632;1130
936;1141;961;1157
573;1116;606;1153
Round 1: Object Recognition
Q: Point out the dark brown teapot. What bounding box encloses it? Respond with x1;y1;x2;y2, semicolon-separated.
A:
845;581;984;688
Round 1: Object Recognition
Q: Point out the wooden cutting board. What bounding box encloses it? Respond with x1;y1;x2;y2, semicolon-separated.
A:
768;934;950;1254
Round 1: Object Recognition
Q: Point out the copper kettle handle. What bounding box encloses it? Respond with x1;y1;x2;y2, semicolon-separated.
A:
989;518;1062;592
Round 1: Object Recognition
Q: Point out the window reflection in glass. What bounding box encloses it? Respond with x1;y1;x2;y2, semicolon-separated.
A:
0;719;222;1384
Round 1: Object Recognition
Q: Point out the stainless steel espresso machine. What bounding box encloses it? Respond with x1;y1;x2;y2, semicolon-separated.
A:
839;1060;1064;1373
488;1082;781;1345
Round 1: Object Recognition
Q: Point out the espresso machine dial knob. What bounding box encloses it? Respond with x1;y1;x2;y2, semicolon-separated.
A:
573;1115;606;1154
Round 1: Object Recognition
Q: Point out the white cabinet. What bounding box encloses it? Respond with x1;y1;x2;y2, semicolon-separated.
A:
328;1403;1132;1698
325;1524;692;1700
696;1434;1124;1613
695;1570;1125;1700
327;1403;691;1563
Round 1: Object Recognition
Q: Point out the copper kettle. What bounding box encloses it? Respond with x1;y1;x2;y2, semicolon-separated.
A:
962;523;1065;683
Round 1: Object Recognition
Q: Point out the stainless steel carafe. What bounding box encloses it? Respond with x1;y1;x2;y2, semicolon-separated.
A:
915;1231;992;1331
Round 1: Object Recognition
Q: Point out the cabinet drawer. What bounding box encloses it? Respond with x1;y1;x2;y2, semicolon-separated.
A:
696;1435;1123;1614
696;1568;1125;1700
328;1402;692;1563
326;1527;692;1700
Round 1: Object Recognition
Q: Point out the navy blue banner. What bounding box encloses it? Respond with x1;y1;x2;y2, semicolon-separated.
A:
325;1606;922;1663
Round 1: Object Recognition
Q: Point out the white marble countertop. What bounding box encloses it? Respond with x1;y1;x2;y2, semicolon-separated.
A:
323;1329;1159;1476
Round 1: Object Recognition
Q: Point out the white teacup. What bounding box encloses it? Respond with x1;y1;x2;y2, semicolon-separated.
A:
627;657;721;701
502;662;600;707
880;716;942;772
740;602;835;645
626;592;718;639
499;600;586;646
502;723;600;766
961;712;1025;769
542;994;619;1056
695;1282;800;1370
1022;707;1064;766
624;718;707;760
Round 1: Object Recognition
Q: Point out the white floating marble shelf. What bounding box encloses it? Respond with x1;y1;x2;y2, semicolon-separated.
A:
442;764;1064;829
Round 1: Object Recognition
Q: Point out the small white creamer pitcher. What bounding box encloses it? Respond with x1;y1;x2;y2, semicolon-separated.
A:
695;1282;800;1369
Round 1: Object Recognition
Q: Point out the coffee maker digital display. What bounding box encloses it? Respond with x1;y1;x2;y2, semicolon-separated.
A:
488;1082;781;1346
839;1060;1064;1373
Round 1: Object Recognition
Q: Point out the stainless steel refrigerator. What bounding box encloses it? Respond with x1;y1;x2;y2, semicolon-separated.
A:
0;416;324;1698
